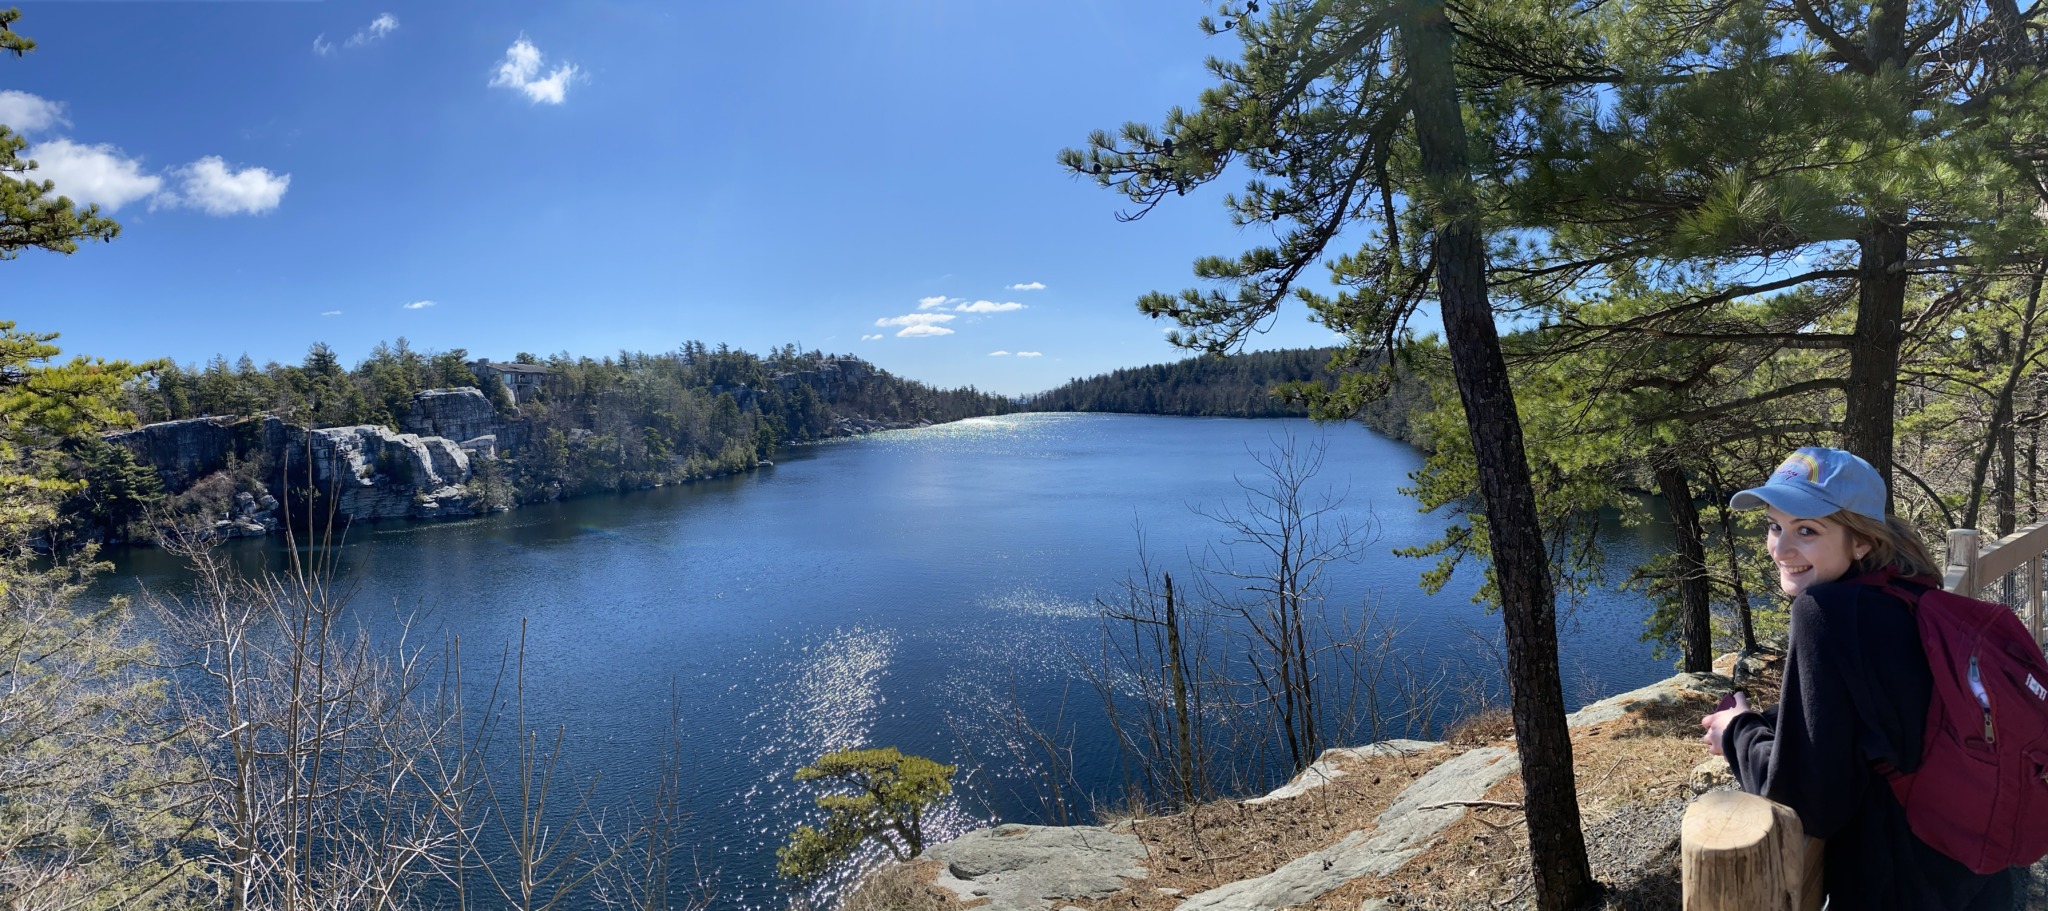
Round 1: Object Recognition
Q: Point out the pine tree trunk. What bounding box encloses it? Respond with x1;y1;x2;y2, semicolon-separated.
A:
1704;459;1759;652
1999;421;2018;536
1396;3;1592;907
1656;456;1714;672
1846;217;1908;499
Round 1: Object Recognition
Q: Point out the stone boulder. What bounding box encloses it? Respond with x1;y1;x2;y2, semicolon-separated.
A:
926;824;1150;911
458;435;498;460
402;387;498;446
1566;672;1734;728
105;416;239;489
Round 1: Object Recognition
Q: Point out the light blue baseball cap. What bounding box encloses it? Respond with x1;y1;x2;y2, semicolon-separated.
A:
1729;447;1887;521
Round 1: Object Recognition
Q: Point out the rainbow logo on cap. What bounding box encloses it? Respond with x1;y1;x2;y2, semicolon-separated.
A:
1773;452;1821;483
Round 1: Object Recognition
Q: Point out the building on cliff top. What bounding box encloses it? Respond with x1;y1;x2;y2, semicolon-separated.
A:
470;360;552;403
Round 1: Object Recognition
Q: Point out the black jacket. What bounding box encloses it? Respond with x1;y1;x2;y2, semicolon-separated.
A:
1721;579;2024;910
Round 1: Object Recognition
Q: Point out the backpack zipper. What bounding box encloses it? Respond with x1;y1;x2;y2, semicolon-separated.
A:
1971;654;1996;742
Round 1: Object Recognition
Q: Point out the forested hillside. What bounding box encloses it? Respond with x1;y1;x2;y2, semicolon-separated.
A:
132;340;1012;438
1025;347;1428;441
61;341;1017;544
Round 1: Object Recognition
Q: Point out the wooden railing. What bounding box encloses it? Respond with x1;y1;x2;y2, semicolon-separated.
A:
1944;521;2048;646
1681;522;2048;909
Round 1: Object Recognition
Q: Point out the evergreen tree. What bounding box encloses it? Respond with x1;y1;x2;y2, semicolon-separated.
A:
776;747;955;883
0;9;121;259
1063;2;1595;903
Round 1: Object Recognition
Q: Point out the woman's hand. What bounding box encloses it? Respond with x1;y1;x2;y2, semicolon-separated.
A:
1700;691;1751;756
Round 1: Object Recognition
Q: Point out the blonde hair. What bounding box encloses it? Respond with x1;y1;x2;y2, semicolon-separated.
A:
1830;510;1941;579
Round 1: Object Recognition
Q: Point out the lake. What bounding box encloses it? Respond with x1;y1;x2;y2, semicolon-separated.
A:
92;413;1680;910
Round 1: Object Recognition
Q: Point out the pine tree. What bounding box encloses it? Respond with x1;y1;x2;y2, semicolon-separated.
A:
1062;1;1596;904
0;9;121;259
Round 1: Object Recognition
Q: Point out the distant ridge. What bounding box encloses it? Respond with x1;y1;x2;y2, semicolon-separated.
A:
1025;348;1339;418
1024;348;1423;444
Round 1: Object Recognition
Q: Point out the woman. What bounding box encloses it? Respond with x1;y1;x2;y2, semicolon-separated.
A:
1703;446;2025;910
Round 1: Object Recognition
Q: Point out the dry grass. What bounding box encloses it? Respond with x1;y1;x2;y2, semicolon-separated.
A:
1443;706;1516;745
839;860;957;911
1119;747;1454;911
1378;691;1726;910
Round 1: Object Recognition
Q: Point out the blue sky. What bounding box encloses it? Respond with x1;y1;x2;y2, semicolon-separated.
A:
4;1;1347;396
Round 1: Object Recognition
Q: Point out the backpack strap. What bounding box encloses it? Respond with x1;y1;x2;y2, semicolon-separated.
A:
1840;569;1941;786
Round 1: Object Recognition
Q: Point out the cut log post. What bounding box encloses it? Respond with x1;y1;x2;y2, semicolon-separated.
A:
1946;528;1981;597
1681;789;1824;911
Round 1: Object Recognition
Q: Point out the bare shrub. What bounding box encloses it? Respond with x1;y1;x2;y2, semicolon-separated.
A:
146;529;711;911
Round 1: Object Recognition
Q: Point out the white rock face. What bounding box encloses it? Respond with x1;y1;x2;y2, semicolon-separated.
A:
402;387;499;444
298;423;481;522
925;824;1150;911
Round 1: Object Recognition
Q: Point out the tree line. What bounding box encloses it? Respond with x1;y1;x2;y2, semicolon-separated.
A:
1023;347;1429;441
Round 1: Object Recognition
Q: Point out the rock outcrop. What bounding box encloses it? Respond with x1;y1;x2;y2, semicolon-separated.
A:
773;357;872;399
1174;747;1520;911
105;416;241;490
894;673;1744;911
1565;671;1735;728
106;394;505;534
1245;739;1440;806
277;420;481;522
926;824;1150;911
401;387;499;444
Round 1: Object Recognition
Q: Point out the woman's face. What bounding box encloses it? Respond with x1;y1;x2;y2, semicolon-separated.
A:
1765;507;1868;598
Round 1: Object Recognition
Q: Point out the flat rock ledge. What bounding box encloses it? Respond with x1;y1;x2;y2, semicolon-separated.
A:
1174;746;1520;911
1565;671;1734;728
907;673;1733;911
1245;739;1442;806
926;824;1149;911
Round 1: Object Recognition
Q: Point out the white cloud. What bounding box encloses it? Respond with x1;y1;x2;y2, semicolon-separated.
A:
321;310;343;317
0;91;66;134
988;350;1010;357
346;14;398;48
490;37;579;105
876;313;955;328
318;14;397;56
169;157;290;215
1007;282;1045;291
860;333;884;341
403;300;436;310
1016;351;1043;357
917;295;957;310
955;300;1025;313
25;139;163;211
23;141;289;216
875;314;958;338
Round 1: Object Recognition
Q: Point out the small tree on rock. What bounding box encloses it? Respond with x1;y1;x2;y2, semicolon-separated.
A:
776;747;954;883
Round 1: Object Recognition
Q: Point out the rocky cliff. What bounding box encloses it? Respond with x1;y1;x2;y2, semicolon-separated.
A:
401;387;499;446
106;388;503;535
104;416;242;490
278;421;483;522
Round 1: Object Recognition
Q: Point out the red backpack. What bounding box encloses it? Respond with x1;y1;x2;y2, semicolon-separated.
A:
1871;575;2048;874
